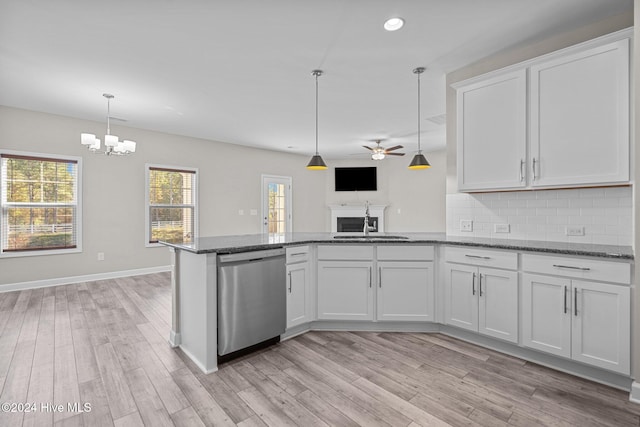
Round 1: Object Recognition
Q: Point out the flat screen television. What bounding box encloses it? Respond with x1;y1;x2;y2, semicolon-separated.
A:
335;167;377;191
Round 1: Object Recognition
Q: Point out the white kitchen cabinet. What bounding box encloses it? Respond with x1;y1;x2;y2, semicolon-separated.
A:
454;34;630;192
529;39;629;188
522;274;630;374
456;69;527;191
377;261;434;321
286;246;312;329
317;261;374;321
522;254;631;375
444;263;518;343
444;248;518;343
521;274;572;358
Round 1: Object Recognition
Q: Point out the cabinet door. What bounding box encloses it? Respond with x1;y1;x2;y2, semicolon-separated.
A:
529;39;629;187
478;268;518;343
571;280;630;374
444;264;478;332
377;261;434;322
286;262;309;328
317;261;373;320
456;69;527;191
522;274;571;358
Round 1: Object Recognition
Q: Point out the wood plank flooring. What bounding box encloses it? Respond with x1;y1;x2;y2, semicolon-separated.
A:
0;273;638;426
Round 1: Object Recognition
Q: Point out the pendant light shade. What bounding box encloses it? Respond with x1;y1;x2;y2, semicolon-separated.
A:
306;69;328;170
408;67;431;170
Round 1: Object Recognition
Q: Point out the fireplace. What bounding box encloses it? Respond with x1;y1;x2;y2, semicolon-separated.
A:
329;204;387;233
337;217;378;233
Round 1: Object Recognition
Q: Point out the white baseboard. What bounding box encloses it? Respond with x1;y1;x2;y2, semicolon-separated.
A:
179;345;218;374
0;265;172;293
630;381;640;404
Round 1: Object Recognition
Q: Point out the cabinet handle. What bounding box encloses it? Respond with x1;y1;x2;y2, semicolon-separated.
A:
465;254;491;260
479;273;483;297
553;264;591;271
532;158;537;181
563;285;567;314
378;267;382;288
290;253;306;257
574;287;578;317
472;272;476;296
519;159;525;182
288;271;292;293
369;267;372;288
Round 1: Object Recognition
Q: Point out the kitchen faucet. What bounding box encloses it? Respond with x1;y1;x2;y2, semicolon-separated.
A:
363;201;371;236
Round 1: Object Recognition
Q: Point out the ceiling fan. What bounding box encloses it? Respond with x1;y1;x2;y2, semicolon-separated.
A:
362;140;405;160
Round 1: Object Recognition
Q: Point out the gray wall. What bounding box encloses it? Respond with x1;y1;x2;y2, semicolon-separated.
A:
0;106;446;286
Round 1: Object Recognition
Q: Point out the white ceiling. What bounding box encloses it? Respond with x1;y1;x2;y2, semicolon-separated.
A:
0;0;632;159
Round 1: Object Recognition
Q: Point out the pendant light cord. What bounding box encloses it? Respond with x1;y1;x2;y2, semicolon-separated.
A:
106;97;111;136
416;68;422;154
315;71;320;155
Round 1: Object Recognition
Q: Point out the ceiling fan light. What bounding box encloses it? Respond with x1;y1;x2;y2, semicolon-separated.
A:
372;152;385;160
408;153;431;169
306;154;328;170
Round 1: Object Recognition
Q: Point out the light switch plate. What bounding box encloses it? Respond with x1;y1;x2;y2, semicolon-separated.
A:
460;220;473;232
566;226;585;236
494;224;510;233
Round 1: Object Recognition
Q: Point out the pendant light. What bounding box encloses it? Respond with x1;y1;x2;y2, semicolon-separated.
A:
306;69;328;170
81;93;137;156
408;67;431;170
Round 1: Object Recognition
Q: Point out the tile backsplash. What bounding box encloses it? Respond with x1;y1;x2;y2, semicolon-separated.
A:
446;187;633;246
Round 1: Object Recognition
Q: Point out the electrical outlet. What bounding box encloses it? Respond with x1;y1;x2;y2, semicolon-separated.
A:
238;209;244;216
250;209;258;216
97;252;105;261
566;226;585;236
460;220;473;232
494;224;510;233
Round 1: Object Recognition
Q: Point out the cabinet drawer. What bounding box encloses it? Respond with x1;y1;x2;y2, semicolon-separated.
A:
521;253;630;285
377;245;434;261
317;245;373;260
286;245;309;264
445;246;517;270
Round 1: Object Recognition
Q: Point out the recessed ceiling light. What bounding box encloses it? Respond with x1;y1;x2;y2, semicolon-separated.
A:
384;17;404;31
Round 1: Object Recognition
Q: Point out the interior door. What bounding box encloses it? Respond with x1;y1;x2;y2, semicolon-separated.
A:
261;175;292;234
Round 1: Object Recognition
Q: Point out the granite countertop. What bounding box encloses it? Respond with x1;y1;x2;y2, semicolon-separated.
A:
159;232;634;260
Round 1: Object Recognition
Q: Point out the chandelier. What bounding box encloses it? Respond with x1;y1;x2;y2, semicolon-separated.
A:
81;93;136;156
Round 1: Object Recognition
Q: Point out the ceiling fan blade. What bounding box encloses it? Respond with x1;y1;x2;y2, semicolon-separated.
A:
385;145;404;152
386;152;405;156
362;145;374;151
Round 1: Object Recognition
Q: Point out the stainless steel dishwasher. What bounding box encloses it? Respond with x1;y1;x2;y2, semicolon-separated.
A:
217;248;286;360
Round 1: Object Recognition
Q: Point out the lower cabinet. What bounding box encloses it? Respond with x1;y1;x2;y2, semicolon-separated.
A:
377;261;434;321
444;264;518;343
317;261;373;320
522;273;630;374
316;245;434;322
286;261;310;328
286;246;312;329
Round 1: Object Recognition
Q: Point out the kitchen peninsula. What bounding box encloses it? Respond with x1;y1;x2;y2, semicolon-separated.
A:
161;232;635;396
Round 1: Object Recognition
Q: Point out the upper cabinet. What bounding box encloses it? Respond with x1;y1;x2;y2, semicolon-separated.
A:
454;32;630;192
456;69;527;191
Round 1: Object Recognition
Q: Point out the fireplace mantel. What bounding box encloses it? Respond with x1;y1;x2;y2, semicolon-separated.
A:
329;204;387;233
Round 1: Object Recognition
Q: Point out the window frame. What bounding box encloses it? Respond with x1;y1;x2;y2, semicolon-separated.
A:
0;149;83;258
145;163;198;248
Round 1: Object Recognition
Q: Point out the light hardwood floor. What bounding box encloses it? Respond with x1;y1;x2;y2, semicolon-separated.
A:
0;273;638;426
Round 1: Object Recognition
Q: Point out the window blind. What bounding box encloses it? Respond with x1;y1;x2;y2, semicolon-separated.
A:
1;153;78;252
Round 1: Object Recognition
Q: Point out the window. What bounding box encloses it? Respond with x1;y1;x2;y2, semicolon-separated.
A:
146;165;197;246
1;151;82;256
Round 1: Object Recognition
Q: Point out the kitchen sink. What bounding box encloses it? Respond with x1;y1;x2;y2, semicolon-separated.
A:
333;235;409;240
